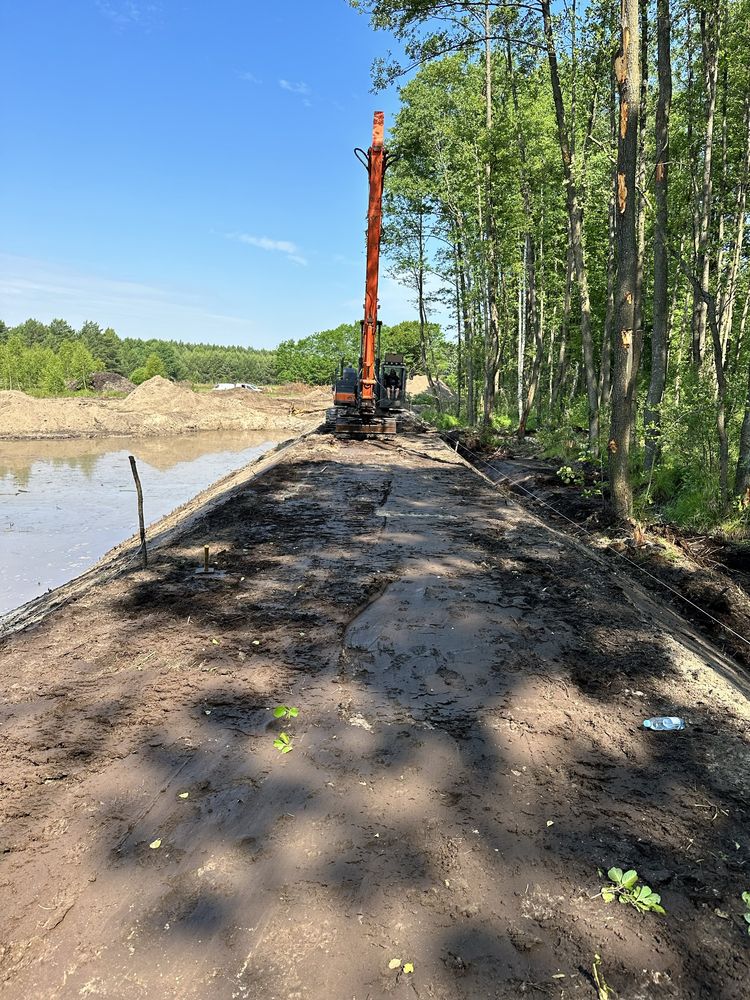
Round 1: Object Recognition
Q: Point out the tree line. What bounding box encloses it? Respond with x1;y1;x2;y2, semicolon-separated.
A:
0;316;446;395
275;320;451;384
0;317;285;392
356;0;750;526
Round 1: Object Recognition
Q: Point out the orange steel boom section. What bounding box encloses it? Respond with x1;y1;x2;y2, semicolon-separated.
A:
360;111;386;408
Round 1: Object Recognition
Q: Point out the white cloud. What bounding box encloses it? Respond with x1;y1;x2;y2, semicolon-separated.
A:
96;1;162;28
237;70;261;84
279;79;311;96
226;233;307;266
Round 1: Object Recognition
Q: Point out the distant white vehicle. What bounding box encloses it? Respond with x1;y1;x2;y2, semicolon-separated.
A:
213;382;261;391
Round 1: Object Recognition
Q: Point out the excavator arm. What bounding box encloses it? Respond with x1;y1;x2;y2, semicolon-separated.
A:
359;110;385;411
331;112;407;435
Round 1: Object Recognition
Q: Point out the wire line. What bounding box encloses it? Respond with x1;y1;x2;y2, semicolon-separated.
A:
451;438;750;652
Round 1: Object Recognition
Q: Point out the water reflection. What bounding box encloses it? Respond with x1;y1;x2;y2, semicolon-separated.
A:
0;431;283;617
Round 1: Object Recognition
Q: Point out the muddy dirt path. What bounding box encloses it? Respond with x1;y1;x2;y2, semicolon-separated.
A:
1;432;749;999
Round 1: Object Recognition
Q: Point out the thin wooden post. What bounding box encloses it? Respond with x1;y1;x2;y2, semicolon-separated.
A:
128;455;148;568
204;545;210;573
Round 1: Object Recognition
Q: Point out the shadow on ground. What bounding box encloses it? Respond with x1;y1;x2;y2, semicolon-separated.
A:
1;433;749;999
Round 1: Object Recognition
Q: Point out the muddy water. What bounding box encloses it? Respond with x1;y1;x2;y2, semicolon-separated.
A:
0;431;284;617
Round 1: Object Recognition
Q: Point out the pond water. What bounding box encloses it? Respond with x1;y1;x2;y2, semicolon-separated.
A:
0;431;284;618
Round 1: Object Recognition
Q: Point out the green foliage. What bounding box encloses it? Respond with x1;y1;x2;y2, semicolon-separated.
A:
419;407;464;430
491;414;513;431
131;352;167;384
276;323;360;384
272;705;299;720
41;355;66;395
599;867;666;915
0;330;100;394
557;465;581;486
272;731;293;754
275;320;451;385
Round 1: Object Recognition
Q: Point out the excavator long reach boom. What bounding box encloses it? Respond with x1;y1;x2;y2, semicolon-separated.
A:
330;112;407;436
360;111;385;411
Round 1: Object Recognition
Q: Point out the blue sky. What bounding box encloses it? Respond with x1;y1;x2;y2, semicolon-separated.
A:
0;0;417;349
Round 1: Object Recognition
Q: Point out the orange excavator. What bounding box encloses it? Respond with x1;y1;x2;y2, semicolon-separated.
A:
330;112;406;435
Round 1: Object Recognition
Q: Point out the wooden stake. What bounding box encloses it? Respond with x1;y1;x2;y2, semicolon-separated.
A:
128;455;148;568
204;545;210;573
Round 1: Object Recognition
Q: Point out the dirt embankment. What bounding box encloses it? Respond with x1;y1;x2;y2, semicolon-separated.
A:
0;377;329;440
1;431;749;999
453;440;750;671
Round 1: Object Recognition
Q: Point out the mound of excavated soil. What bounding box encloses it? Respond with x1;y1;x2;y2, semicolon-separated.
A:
90;371;136;393
66;371;136;393
273;381;320;395
0;376;326;440
118;375;195;413
407;374;456;401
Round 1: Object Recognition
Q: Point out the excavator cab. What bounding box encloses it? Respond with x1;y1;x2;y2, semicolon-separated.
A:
378;353;406;410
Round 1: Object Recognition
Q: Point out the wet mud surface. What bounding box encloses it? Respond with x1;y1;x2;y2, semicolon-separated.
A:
1;432;749;998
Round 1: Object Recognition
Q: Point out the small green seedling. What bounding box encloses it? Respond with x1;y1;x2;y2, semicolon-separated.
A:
273;704;299;721
273;731;293;753
742;891;750;934
592;953;613;999
599;867;666;915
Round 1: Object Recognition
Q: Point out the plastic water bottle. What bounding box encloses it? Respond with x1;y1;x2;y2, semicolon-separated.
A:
643;716;685;731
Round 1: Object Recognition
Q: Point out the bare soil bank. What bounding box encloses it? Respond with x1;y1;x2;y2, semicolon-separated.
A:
1;431;749;998
0;377;329;440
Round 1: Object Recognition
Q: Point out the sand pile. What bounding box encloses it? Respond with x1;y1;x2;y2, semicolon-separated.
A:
118;375;195;413
0;391;80;438
274;381;320;395
0;377;326;440
407;374;456;401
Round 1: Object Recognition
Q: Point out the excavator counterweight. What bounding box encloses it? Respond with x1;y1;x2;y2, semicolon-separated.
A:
329;113;407;436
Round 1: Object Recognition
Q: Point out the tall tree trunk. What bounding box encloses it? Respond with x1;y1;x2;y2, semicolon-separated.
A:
719;97;750;360
457;237;476;425
519;234;542;434
609;0;641;519
600;69;617;411
517;248;525;420
414;206;441;410
691;8;719;367
506;31;541;437
552;235;574;409
734;346;750;498
540;0;599;447
673;250;730;501
630;0;648;440
482;2;501;427
600;187;616;410
453;255;463;419
644;0;672;473
735;286;750;372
